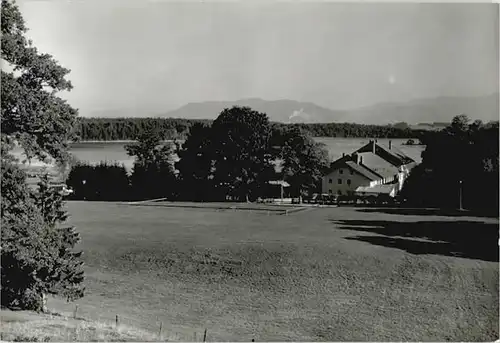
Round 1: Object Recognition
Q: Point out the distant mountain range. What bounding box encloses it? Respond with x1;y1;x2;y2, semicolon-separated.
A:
162;94;498;125
90;93;499;125
343;93;499;125
162;98;346;124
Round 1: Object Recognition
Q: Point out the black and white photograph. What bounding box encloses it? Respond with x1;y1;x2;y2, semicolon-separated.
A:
1;0;499;341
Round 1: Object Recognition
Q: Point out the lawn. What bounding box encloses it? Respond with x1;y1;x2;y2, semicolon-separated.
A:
45;201;498;341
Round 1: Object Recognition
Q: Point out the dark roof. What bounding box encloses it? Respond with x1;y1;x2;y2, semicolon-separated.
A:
357;152;399;178
324;155;386;181
323;155;352;175
378;143;415;165
356;140;415;166
345;161;381;181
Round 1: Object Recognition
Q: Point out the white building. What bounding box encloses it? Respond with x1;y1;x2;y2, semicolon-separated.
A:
322;140;416;198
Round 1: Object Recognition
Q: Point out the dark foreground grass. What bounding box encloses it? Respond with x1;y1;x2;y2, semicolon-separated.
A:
46;201;498;341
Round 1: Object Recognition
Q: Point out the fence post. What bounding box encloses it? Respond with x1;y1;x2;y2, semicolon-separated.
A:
158;322;162;338
203;328;207;342
115;314;119;328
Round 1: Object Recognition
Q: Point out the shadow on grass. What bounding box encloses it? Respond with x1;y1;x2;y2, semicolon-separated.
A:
355;207;499;218
333;219;499;262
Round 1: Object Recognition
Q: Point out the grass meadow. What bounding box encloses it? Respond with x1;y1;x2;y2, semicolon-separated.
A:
0;310;160;342
40;201;499;341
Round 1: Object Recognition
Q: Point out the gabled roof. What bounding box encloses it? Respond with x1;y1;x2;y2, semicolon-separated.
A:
323;155;382;181
323;155;352;175
377;142;415;165
356;140;415;167
357;152;400;178
345;161;381;181
323;140;417;181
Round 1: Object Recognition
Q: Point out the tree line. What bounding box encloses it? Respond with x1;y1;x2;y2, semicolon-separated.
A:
74;117;423;141
74;117;210;141
70;113;500;216
67;106;330;202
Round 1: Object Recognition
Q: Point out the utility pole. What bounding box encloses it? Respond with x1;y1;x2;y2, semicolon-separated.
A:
459;180;463;211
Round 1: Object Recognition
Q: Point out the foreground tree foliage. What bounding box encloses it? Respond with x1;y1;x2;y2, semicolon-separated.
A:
400;115;499;215
125;130;177;200
1;0;84;310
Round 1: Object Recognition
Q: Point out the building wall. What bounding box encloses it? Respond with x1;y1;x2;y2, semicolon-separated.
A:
396;164;414;191
321;167;373;196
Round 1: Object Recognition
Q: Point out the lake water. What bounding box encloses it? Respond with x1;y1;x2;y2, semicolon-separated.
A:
13;138;424;172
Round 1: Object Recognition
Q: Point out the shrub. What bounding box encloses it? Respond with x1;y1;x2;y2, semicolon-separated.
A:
67;161;130;201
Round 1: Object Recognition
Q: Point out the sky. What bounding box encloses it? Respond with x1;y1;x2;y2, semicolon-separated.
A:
16;1;499;117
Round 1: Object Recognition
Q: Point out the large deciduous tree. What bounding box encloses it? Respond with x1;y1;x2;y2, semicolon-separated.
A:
1;0;84;311
277;127;329;198
211;106;273;201
1;0;78;163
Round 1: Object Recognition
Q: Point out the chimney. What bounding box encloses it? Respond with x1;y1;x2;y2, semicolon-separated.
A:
342;153;345;157
352;153;358;164
389;140;392;150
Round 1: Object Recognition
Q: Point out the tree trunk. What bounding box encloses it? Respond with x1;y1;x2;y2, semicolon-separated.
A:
39;293;48;313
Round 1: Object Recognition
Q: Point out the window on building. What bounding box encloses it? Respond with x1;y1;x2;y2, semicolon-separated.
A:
339;169;344;174
347;179;351;185
338;179;342;184
328;178;332;184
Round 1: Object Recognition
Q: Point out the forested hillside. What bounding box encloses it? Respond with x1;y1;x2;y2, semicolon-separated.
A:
74;117;421;141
